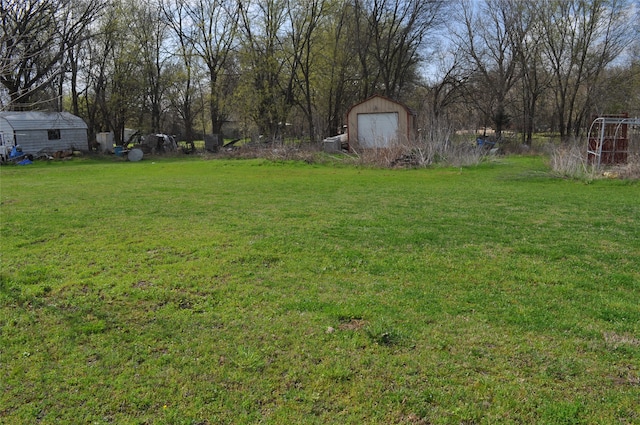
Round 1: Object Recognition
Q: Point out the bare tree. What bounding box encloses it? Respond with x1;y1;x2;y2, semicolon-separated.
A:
314;1;354;137
538;0;635;138
423;49;469;138
454;0;522;140
512;0;550;145
86;0;147;145
185;0;239;138
0;0;104;110
136;1;170;133
285;0;327;142
350;0;448;100
238;0;289;140
161;0;200;147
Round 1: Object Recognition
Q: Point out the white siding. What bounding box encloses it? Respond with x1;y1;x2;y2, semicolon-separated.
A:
17;129;86;154
0;112;88;154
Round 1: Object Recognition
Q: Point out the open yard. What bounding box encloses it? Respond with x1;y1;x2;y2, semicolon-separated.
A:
1;156;639;424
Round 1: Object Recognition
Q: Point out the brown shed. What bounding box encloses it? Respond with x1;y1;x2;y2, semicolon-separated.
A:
346;94;416;148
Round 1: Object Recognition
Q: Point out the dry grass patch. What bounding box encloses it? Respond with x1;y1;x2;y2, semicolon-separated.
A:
602;152;640;180
603;331;640;349
548;141;640;180
350;139;488;168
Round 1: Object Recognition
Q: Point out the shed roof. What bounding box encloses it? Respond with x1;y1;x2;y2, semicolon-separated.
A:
346;94;416;117
0;111;87;131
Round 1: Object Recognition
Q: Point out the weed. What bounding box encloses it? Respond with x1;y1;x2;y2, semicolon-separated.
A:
232;346;266;372
365;319;404;346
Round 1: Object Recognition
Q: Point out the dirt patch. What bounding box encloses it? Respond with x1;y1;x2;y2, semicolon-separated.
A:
338;319;368;331
133;280;153;289
604;331;640;348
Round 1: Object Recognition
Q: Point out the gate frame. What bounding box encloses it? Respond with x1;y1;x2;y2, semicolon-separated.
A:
587;115;640;167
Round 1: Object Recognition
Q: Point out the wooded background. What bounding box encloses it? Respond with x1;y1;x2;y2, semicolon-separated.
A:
1;0;639;146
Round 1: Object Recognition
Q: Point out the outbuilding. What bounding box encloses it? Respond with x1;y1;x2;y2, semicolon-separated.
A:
346;94;417;149
0;111;88;156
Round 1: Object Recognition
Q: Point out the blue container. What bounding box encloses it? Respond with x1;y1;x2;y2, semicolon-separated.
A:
114;146;124;156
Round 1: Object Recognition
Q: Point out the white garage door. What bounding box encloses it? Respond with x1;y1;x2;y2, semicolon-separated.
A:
357;112;398;148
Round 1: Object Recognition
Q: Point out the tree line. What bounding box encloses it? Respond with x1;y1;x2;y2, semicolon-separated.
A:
1;0;638;146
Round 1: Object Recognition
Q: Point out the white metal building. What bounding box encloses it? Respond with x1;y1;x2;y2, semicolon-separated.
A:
0;111;88;155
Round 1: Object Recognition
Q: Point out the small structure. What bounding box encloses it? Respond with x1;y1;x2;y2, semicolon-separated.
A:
587;114;640;167
346;95;417;149
95;129;139;153
138;134;178;153
96;132;114;153
204;134;222;152
0;111;88;156
322;133;347;153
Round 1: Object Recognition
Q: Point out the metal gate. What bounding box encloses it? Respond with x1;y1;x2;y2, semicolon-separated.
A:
587;115;640;167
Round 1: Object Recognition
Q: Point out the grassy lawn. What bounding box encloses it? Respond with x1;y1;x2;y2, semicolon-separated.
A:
1;156;638;424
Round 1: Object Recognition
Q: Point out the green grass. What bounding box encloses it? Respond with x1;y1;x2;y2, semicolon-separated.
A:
1;156;639;424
